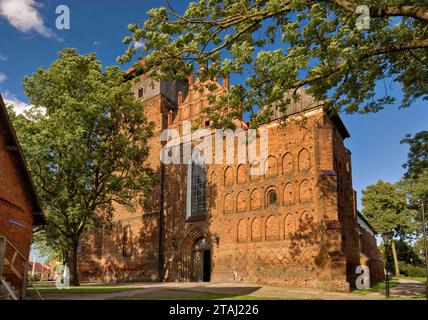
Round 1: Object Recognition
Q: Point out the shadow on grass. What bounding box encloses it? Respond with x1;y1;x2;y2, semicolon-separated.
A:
112;292;291;300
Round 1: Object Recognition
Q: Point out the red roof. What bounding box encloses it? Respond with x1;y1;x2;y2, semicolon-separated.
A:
29;261;50;273
126;59;145;75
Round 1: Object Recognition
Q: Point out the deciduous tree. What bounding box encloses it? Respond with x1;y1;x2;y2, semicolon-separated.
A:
119;0;428;127
401;131;428;179
362;180;417;276
7;49;154;286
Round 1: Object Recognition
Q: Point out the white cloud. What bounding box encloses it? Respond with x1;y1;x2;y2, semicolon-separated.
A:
134;41;144;50
0;0;60;40
0;53;7;61
2;91;32;115
2;91;46;116
0;72;6;82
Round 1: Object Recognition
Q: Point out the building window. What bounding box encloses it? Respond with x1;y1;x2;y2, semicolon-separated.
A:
268;190;278;206
122;225;133;257
138;87;144;99
187;150;206;218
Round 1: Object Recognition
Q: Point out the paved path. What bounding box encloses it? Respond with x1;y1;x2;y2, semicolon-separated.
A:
29;279;426;300
388;279;426;297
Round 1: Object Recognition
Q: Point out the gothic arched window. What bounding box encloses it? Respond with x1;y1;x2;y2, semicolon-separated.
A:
268;190;278;206
187;150;207;218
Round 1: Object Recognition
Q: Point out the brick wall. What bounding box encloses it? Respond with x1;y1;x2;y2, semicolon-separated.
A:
0;113;35;296
358;217;385;283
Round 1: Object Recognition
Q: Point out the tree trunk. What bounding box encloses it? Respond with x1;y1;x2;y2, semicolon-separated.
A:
67;241;80;286
391;240;400;278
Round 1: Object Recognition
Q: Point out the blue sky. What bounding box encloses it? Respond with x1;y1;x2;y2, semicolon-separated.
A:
0;1;426;261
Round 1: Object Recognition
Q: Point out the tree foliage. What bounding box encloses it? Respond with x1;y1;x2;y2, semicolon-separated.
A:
394;239;423;266
401;167;428;202
119;0;428;127
414;237;427;261
361;180;417;239
400;132;428;235
7;49;154;285
401;130;428;179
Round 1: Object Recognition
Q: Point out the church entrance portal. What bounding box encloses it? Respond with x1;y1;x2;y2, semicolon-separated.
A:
180;228;212;282
191;237;211;282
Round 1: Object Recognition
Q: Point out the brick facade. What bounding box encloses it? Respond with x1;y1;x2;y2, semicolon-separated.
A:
78;72;384;291
0;94;45;297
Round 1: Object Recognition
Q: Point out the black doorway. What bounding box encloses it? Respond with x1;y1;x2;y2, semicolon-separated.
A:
203;250;211;282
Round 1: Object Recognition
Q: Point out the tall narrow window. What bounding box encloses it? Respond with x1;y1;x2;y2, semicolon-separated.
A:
137;87;144;99
187;150;206;218
122;225;133;257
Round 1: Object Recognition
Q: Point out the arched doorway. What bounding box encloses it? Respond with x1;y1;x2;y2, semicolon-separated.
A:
181;229;211;282
192;237;211;282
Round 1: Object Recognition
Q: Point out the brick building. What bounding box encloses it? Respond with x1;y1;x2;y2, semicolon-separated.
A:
78;68;384;291
357;210;385;282
0;93;45;298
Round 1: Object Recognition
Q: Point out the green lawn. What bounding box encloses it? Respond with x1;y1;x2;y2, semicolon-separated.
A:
350;277;400;295
28;284;143;295
399;276;427;283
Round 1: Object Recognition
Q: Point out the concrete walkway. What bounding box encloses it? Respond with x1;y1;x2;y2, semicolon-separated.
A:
29;279;426;300
388;279;426;298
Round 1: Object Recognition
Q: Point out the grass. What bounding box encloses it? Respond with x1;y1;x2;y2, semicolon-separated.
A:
350;277;400;295
399;276;427;283
27;284;143;295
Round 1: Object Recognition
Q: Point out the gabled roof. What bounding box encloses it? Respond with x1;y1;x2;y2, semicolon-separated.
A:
265;88;350;139
266;88;350;139
29;261;50;272
268;88;325;119
0;93;45;225
325;108;350;139
357;210;376;235
125;59;146;80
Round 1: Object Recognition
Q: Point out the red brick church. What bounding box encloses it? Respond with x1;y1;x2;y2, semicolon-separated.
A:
78;67;384;291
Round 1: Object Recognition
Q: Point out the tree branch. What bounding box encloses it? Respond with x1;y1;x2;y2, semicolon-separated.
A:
291;39;428;89
326;0;428;23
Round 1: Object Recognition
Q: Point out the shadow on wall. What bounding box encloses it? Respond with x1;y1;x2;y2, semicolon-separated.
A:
79;156;219;284
159;158;218;283
232;208;341;290
78;162;162;283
